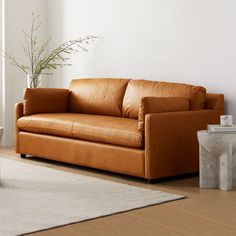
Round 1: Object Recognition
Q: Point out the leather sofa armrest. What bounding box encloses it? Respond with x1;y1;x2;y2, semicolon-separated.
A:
15;102;24;153
144;109;223;179
23;88;70;115
205;93;224;110
16;102;24;120
138;97;190;132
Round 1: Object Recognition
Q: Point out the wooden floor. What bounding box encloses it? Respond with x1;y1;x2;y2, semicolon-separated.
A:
1;148;236;236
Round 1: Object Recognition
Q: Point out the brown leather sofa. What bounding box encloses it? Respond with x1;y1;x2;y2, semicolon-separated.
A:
15;78;224;181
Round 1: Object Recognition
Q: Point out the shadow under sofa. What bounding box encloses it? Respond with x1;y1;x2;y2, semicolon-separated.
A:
15;78;224;181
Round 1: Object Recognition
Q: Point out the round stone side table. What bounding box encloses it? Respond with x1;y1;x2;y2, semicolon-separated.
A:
197;130;236;191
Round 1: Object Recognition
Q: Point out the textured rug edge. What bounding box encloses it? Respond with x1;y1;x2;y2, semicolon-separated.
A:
0;157;186;236
21;195;186;236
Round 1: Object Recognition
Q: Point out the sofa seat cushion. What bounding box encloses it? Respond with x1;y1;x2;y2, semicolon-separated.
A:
17;113;143;148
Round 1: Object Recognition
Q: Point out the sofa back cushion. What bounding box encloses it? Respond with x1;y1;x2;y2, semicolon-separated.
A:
23;88;69;116
138;97;190;132
69;78;129;116
122;80;206;118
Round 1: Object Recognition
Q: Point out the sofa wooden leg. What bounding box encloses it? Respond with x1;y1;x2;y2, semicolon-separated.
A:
148;179;155;184
20;154;26;158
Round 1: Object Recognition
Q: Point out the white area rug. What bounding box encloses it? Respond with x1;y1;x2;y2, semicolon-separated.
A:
0;158;184;236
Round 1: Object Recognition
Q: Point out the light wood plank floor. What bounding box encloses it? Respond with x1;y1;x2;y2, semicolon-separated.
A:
1;148;235;236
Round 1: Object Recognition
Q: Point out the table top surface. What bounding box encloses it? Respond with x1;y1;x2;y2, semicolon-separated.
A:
197;130;236;136
197;130;236;144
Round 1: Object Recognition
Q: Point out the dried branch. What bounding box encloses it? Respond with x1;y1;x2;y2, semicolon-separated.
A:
2;13;98;88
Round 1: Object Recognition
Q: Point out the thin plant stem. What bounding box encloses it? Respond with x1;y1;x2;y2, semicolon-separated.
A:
2;13;97;88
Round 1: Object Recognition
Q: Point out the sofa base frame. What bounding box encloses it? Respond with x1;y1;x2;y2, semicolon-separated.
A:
17;132;145;178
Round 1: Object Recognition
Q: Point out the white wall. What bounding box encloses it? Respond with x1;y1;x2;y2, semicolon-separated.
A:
48;0;236;118
2;0;48;146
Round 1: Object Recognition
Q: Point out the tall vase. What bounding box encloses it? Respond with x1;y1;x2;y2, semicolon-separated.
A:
27;74;42;88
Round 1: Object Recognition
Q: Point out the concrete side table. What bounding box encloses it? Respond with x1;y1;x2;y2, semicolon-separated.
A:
197;130;236;191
